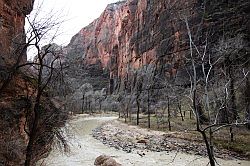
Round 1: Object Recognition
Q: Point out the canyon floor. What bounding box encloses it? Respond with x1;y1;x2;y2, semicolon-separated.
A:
39;115;250;166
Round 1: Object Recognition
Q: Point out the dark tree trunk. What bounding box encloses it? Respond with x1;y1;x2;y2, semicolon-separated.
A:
245;77;250;129
246;103;250;129
230;126;234;142
25;60;44;166
126;107;129;120
136;98;140;125
147;89;151;128
200;130;216;166
167;96;172;131
125;110;127;123
99;101;102;111
194;90;215;166
25;108;39;166
218;107;229;123
178;100;184;121
228;77;237;121
25;92;42;166
209;128;214;160
84;98;87;112
226;58;237;122
218;88;229;123
129;106;132;122
136;80;142;126
81;94;85;114
109;78;114;94
88;101;91;112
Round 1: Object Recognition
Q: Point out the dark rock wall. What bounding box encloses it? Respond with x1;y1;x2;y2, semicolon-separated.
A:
65;0;250;92
0;0;34;65
0;1;66;165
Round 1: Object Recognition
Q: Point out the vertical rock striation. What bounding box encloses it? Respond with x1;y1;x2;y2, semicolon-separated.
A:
65;0;250;92
0;0;34;65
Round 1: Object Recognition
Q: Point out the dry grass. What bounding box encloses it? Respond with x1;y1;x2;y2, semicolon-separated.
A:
119;113;250;159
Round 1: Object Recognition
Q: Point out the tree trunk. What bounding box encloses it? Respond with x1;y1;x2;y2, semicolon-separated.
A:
226;59;237;122
129;106;132;122
99;102;102;111
126;107;129;121
194;91;215;166
88;101;91;113
147;89;151;128
136;98;140;125
25;103;40;166
25;62;43;166
245;77;250;129
81;94;85;114
209;128;214;160
200;130;215;166
228;77;237;121
230;126;234;142
178;100;184;121
247;102;250;129
218;87;229;123
84;98;87;112
124;110;127;123
167;96;171;131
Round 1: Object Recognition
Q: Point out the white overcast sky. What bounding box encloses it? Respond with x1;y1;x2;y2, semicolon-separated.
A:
28;0;119;45
26;0;120;60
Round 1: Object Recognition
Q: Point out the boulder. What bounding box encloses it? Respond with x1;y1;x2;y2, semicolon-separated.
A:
94;155;121;166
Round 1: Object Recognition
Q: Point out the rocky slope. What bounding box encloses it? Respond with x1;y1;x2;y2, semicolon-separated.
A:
64;0;249;93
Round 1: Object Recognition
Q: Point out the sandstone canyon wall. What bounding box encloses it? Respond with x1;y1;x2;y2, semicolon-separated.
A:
65;0;249;93
0;0;34;65
0;1;68;165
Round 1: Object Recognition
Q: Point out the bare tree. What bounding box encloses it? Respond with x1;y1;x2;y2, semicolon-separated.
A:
25;45;60;166
183;14;249;166
20;3;69;166
78;83;93;113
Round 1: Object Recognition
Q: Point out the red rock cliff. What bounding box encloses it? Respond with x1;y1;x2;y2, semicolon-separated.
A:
65;0;250;92
0;0;34;65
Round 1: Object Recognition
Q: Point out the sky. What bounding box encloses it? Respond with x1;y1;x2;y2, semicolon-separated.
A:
27;0;120;45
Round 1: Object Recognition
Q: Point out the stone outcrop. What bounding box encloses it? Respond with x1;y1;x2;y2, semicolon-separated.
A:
65;0;250;93
0;0;34;65
0;1;69;165
94;155;122;166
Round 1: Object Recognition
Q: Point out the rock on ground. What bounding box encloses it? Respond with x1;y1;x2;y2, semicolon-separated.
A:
94;155;122;166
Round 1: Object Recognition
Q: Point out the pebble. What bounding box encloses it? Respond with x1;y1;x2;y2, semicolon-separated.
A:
92;121;246;160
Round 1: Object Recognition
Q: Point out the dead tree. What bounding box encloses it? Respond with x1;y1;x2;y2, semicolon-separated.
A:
183;15;248;166
135;74;143;125
25;45;60;166
23;4;67;166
